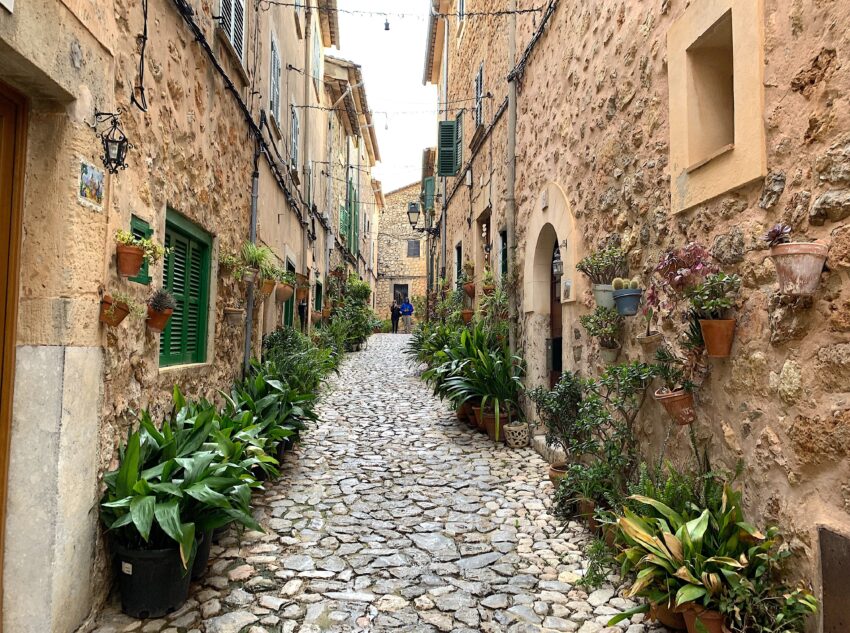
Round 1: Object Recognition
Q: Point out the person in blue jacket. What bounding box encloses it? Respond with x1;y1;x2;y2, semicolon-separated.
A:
400;298;414;333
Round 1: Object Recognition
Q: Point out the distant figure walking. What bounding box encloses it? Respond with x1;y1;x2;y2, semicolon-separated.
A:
390;301;401;334
400;298;414;333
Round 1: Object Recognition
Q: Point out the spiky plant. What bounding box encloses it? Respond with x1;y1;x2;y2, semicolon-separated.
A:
612;277;626;290
763;223;792;247
148;289;176;313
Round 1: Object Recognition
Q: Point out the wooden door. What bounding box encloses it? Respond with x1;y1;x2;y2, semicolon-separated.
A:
549;245;563;388
0;82;27;626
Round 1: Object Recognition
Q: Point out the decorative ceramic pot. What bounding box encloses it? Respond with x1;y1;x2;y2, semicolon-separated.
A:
224;307;244;326
116;244;145;277
503;422;529;448
146;306;173;333
99;296;130;327
599;343;620;364
612;288;642;316
699;319;736;358
462;281;476;298
654;388;696;426
591;283;615;309
276;283;294;302
461;309;474;324
769;242;828;296
548;463;568;486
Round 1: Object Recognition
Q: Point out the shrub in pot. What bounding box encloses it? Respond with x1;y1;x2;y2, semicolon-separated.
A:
612;277;643;316
146;289;176;333
580;306;623;364
100;292;145;327
763;223;828;296
686;272;741;358
577;245;628;309
116;230;166;278
653;346;696;426
240;241;272;285
482;267;496;296
528;372;583;483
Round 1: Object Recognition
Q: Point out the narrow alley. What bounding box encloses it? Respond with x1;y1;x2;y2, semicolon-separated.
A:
93;335;650;633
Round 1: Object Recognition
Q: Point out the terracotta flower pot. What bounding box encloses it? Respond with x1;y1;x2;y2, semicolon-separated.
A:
260;278;276;296
577;497;598;531
681;605;726;633
602;523;617;548
99;296;130;327
483;284;495;296
591;284;615;309
322;306;331;318
699;319;736;358
655;388;696;426
275;283;294;302
461;309;474;324
223;307;244;326
456;401;473;424
146;306;173;333
296;286;309;301
471;405;485;431
116;244;145;278
769;242;828;296
548;463;568;486
637;331;663;353
599;343;620;364
649;602;687;631
482;408;509;443
462;281;476;298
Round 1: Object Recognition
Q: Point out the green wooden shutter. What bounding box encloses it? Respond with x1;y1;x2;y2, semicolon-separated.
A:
284;261;295;327
423;177;435;212
352;191;359;256
129;215;153;285
455;113;463;170
437;120;458;176
314;282;323;311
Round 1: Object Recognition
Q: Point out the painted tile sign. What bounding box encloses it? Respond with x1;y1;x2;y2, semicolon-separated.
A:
79;161;105;208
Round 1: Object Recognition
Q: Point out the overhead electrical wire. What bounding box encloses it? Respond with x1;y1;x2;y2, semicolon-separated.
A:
258;1;544;19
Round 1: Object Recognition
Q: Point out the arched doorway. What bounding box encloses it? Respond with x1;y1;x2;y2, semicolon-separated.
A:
549;242;562;387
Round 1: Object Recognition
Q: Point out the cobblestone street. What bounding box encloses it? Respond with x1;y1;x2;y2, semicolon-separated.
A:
94;335;657;633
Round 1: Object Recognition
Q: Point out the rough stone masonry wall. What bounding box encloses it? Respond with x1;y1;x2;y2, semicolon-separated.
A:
510;0;850;584
376;183;428;320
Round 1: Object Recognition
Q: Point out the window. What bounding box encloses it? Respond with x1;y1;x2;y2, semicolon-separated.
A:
407;240;421;258
160;211;211;367
284;260;296;326
474;64;484;127
314;281;323;311
340;203;349;244
311;27;323;88
500;230;508;277
393;284;409;303
219;0;245;61
437;119;459;176
686;10;734;167
294;0;306;39
290;104;300;172
269;34;281;122
455;242;463;287
129;215;153;285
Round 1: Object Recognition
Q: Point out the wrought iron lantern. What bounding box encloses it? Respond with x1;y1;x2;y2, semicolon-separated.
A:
552;247;564;278
407;202;421;230
94;110;132;174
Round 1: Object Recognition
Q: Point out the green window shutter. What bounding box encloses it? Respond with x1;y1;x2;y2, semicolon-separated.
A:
284;260;295;326
437;120;458;177
314;282;323;311
352;192;359;256
423;176;435;212
455;113;463;170
159;211;210;367
129;215;153;285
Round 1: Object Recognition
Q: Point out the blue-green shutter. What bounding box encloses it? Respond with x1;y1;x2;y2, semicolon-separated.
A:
437;120;458;177
129;215;153;285
423;176;435;212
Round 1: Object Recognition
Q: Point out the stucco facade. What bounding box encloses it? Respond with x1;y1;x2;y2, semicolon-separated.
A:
423;0;850;614
376;182;429;322
0;0;381;631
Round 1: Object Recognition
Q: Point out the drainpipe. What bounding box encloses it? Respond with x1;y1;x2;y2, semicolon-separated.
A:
302;4;313;324
243;113;264;375
326;118;333;278
440;15;450;281
506;0;518;355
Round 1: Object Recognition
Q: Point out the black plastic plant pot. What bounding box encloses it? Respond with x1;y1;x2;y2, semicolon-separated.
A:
113;542;193;619
191;530;213;581
612;289;642;316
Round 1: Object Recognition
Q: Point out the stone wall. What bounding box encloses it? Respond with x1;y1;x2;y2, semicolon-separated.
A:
376;182;428;321
430;0;850;590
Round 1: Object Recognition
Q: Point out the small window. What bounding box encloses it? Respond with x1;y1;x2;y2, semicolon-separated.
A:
686;10;734;168
290;104;300;172
474;65;484;127
500;230;508;277
314;281;323;311
407;240;421;258
129;215;153;285
269;34;281;122
219;0;245;61
160;211;212;367
393;284;409;303
455;242;463;287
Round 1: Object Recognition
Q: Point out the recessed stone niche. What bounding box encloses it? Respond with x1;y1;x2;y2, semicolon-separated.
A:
820;527;850;632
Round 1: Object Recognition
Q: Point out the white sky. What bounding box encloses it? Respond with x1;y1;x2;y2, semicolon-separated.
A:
328;0;439;194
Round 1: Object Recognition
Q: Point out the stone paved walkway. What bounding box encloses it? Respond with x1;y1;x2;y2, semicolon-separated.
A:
94;334;662;633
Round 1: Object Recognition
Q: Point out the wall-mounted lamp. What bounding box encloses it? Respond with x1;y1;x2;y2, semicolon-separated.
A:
94;110;131;174
384;19;390;30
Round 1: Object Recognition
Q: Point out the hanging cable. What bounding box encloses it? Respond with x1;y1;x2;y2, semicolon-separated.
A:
259;1;544;19
131;0;149;112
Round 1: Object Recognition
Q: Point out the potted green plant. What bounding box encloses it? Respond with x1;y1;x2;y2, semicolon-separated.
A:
259;262;280;296
577;245;628;309
763;223;828;296
580;306;623;363
686;272;741;358
146;289;176;332
482;266;496;296
100;292;145;327
528;372;583;484
115;230;166;278
636;284;662;351
240;242;272;285
275;269;296;302
459;270;475;298
612;277;642;316
653;346;695;426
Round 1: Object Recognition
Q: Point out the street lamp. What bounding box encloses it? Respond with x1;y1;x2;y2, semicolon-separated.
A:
94;110;132;174
407;202;439;237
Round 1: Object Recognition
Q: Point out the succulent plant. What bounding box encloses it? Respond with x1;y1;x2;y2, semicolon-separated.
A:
763;223;792;247
148;289;176;313
629;278;640;290
612;277;626;290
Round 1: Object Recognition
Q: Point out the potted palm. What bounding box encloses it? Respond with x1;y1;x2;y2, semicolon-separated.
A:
577;245;628;309
652;346;695;426
686;272;741;358
580;306;623;364
146;289;176;333
528;372;583;484
612;277;642;316
100;292;144;327
763;223;828;296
